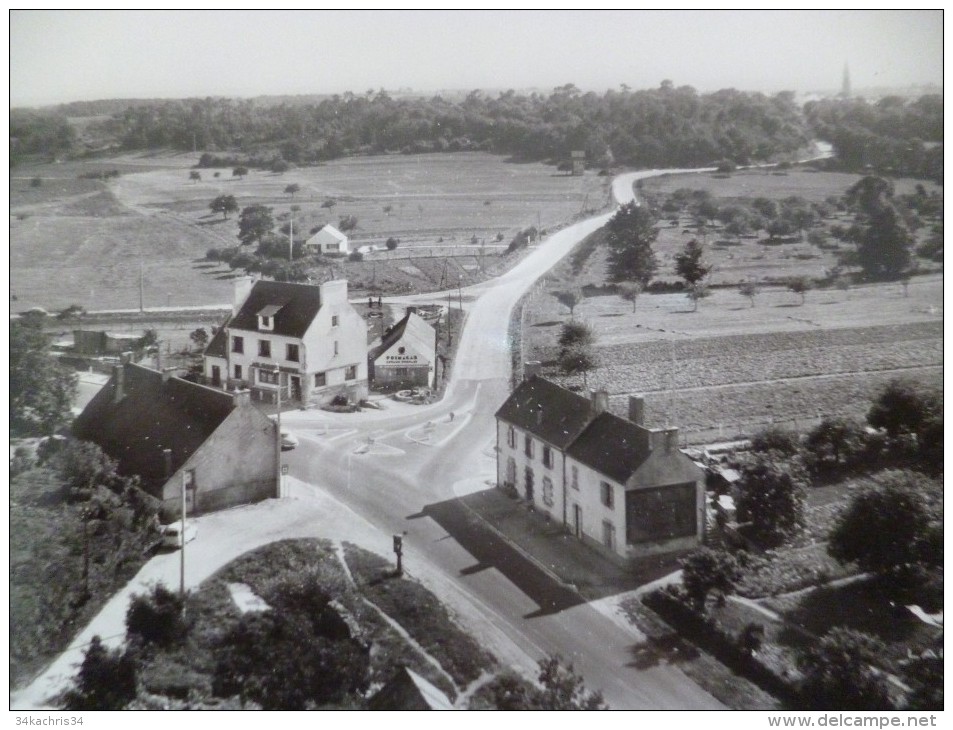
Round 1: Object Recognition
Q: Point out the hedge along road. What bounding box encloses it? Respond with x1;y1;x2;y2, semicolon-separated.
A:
14;166;724;711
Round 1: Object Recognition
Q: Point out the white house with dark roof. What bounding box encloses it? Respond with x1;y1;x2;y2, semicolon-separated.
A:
203;277;368;406
304;224;349;255
495;375;705;563
368;308;437;389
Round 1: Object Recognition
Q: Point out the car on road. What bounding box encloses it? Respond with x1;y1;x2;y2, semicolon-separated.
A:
160;521;197;549
280;429;299;451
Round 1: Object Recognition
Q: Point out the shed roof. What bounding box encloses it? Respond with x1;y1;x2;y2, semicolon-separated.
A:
494;375;595;450
72;363;237;495
229;280;323;339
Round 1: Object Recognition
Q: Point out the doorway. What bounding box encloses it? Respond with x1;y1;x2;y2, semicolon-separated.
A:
290;375;302;402
211;365;221;387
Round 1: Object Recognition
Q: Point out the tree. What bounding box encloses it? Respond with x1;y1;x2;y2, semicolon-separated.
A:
64;636;137;710
11;318;77;436
558;321;594;350
736;453;807;547
126;583;186;647
738;281;759;307
209;194;238;219
321;198;337;209
680;547;741;612
57;303;86;322
271;159;290;174
237;205;274;246
189;170;201;183
348;251;364;262
749;426;800;456
232;166;249;179
284;183;300;199
867;378;933;437
553;289;583;318
559;345;597;389
798;628;893;710
605;201;659;285
385;237;399;250
617;281;643;312
189;327;209;350
828;472;934;578
856;206;912;280
338;215;358;232
804;417;866;470
535;655;607;710
787;276;811;305
675;239;712;289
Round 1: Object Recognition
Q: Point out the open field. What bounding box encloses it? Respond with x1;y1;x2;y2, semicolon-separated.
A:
524;272;942;442
11;152;608;311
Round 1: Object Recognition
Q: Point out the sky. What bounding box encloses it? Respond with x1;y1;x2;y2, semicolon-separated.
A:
9;9;944;107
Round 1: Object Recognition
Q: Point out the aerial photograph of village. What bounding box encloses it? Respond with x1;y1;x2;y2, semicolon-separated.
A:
9;9;943;719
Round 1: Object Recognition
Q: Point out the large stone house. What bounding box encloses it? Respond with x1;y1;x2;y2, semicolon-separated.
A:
73;362;277;516
495;375;706;563
204;278;368;406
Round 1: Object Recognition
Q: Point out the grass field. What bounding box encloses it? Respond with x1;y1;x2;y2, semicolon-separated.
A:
11;151;608;311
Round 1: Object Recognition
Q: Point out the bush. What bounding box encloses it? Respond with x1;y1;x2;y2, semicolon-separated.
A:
348;251;364;262
750;426;800;456
64;636;137;710
126;583;187;647
385;237;399;250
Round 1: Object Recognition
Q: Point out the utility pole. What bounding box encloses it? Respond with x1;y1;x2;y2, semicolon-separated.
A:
289;210;294;263
267;364;282;498
174;450;185;607
139;262;144;313
458;275;463;311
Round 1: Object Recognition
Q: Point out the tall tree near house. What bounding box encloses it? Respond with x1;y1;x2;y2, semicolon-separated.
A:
64;636;138;710
553;289;583;319
210;194;238;219
618;281;643;312
558;345;597;390
11;318;77;436
680;547;741;612
736;453;807;547
237;205;275;246
605;201;659;285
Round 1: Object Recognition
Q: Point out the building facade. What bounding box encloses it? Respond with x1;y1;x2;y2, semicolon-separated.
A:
495;376;705;563
303;224;349;255
368;308;437;389
73;362;278;517
204;278;368;406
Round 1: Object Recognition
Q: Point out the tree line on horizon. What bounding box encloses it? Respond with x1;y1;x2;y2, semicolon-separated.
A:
10;84;942;179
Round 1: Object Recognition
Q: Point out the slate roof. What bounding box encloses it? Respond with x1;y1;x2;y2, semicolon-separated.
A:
229;281;323;339
367;666;454;711
369;311;436;362
72;363;237;495
494;375;594;449
305;224;348;248
204;322;229;358
565;411;653;485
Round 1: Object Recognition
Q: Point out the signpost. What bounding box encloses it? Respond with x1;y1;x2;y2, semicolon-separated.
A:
393;534;403;576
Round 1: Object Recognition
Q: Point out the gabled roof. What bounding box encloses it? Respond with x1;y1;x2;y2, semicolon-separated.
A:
566;411;653;485
72;363;238;495
369;311;436;361
494;375;594;450
205;322;229;358
305;224;347;247
368;667;454;711
229;281;323;339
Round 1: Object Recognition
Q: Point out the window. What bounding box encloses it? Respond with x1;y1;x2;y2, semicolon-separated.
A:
345;365;357;380
258;340;271;358
333;341;339;356
524;435;534;459
259;315;272;330
234;364;242;380
542;476;554;507
258;368;278;385
542;445;553;469
231;336;244;354
331;314;339;327
314;372;327;387
600;481;614;510
524;467;535;502
286;343;299;362
571;465;579;490
507;426;516;448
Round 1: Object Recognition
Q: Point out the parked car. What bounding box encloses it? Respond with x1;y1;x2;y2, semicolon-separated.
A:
280;428;299;450
160;521;197;549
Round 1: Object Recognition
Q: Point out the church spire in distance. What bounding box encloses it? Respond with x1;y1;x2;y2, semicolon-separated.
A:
841;61;851;97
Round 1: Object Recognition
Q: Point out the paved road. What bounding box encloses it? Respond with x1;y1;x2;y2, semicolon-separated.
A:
13;169;726;710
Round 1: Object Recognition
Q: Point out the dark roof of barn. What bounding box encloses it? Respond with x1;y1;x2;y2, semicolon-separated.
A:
204;321;229;358
72;363;236;495
229;281;323;338
566;411;654;485
494;375;595;449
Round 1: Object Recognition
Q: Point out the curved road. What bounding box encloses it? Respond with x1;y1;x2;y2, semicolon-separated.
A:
15;168;727;710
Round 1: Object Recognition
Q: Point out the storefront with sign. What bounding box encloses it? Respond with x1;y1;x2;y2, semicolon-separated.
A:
368;309;437;389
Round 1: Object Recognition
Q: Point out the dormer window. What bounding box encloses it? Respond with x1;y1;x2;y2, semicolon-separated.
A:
256;304;283;331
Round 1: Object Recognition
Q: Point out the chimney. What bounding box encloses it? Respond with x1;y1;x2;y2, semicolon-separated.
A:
663;428;679;453
590;390;609;415
163;448;173;480
233;276;254;315
628;395;645;425
112;364;126;404
523;361;542;380
319;279;348;306
232;389;251;407
161;367;177;383
405;306;417;316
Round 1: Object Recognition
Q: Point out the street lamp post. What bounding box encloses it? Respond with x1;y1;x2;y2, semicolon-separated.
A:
265;364;282;498
458;275;463;311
